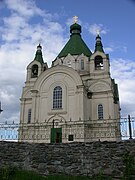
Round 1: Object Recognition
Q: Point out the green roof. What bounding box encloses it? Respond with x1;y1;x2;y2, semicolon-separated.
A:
94;34;104;53
34;44;44;64
57;23;92;58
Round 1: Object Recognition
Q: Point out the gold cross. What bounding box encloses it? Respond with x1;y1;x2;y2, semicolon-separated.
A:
96;28;100;36
73;16;78;23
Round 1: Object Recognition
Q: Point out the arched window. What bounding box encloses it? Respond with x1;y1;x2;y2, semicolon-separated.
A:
28;109;31;123
95;56;103;70
53;86;62;109
98;104;103;119
31;64;38;77
80;60;84;70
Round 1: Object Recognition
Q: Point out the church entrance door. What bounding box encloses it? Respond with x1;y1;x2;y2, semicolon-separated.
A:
50;128;62;143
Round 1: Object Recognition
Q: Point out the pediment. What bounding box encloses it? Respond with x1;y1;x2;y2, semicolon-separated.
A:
89;81;110;92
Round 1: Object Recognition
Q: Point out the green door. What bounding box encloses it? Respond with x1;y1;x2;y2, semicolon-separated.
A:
51;128;62;143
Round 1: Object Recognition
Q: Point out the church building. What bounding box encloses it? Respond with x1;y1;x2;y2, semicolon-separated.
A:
19;18;121;143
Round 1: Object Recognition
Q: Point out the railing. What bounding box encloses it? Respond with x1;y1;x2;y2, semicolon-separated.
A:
120;116;135;139
0;121;19;141
0;116;135;142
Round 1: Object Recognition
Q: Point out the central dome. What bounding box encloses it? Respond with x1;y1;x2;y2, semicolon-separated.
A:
57;23;92;58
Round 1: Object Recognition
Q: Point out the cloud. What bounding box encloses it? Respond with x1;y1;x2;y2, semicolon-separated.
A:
88;23;108;36
105;41;128;54
110;58;135;116
104;47;114;53
0;0;66;122
5;0;44;18
0;0;134;124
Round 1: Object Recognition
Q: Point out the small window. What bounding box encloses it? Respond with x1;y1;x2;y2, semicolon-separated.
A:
53;86;62;109
68;135;74;141
95;56;103;70
81;60;84;70
98;104;103;119
31;64;38;77
28;109;31;123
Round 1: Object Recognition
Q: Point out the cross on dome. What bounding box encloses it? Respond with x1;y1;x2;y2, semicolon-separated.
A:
96;28;100;36
73;16;78;23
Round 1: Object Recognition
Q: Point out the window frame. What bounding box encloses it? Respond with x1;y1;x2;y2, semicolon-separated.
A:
98;104;103;120
31;64;38;78
95;55;104;70
28;108;31;124
53;86;62;109
68;134;74;141
80;59;84;70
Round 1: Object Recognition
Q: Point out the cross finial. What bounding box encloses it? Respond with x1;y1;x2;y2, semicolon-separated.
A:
96;28;100;36
73;16;78;23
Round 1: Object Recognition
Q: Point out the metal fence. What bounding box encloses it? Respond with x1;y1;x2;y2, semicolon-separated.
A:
0;121;19;141
120;115;135;139
0;116;135;142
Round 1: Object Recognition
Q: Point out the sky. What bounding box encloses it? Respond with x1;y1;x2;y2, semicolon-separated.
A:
0;0;135;123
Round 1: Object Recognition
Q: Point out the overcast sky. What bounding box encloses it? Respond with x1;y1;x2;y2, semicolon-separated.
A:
0;0;135;122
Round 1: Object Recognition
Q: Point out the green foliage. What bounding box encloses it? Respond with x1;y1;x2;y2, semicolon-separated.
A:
0;168;111;180
122;151;134;180
0;167;46;180
46;175;88;180
0;167;16;180
46;173;112;180
89;171;112;180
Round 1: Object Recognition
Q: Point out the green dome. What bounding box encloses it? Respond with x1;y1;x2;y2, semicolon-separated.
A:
70;23;81;33
57;23;92;58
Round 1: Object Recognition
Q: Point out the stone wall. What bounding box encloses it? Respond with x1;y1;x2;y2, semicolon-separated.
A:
0;140;135;178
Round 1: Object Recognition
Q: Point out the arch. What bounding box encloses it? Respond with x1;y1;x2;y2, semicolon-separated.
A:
34;65;83;91
22;89;32;99
95;55;103;70
47;114;66;124
89;81;111;93
90;51;107;60
31;64;38;77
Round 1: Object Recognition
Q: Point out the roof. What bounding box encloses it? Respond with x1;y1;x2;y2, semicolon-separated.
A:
57;23;92;58
94;34;104;53
34;44;44;64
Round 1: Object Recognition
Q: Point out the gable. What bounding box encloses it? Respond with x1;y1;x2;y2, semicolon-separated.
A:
89;81;111;92
33;65;83;92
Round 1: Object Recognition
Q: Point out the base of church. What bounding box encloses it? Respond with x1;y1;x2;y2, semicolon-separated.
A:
18;120;121;143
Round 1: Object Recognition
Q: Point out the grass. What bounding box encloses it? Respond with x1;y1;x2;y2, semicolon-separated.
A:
46;176;89;180
1;163;134;180
0;167;90;180
0;167;107;180
0;167;46;180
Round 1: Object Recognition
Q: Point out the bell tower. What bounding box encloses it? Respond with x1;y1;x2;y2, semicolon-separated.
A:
85;31;120;140
26;44;48;84
90;33;110;76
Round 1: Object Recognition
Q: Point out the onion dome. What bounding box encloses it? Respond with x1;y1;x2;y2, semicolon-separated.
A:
34;44;44;64
57;21;92;58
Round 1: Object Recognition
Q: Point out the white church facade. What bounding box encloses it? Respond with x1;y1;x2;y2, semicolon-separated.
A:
19;20;121;143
